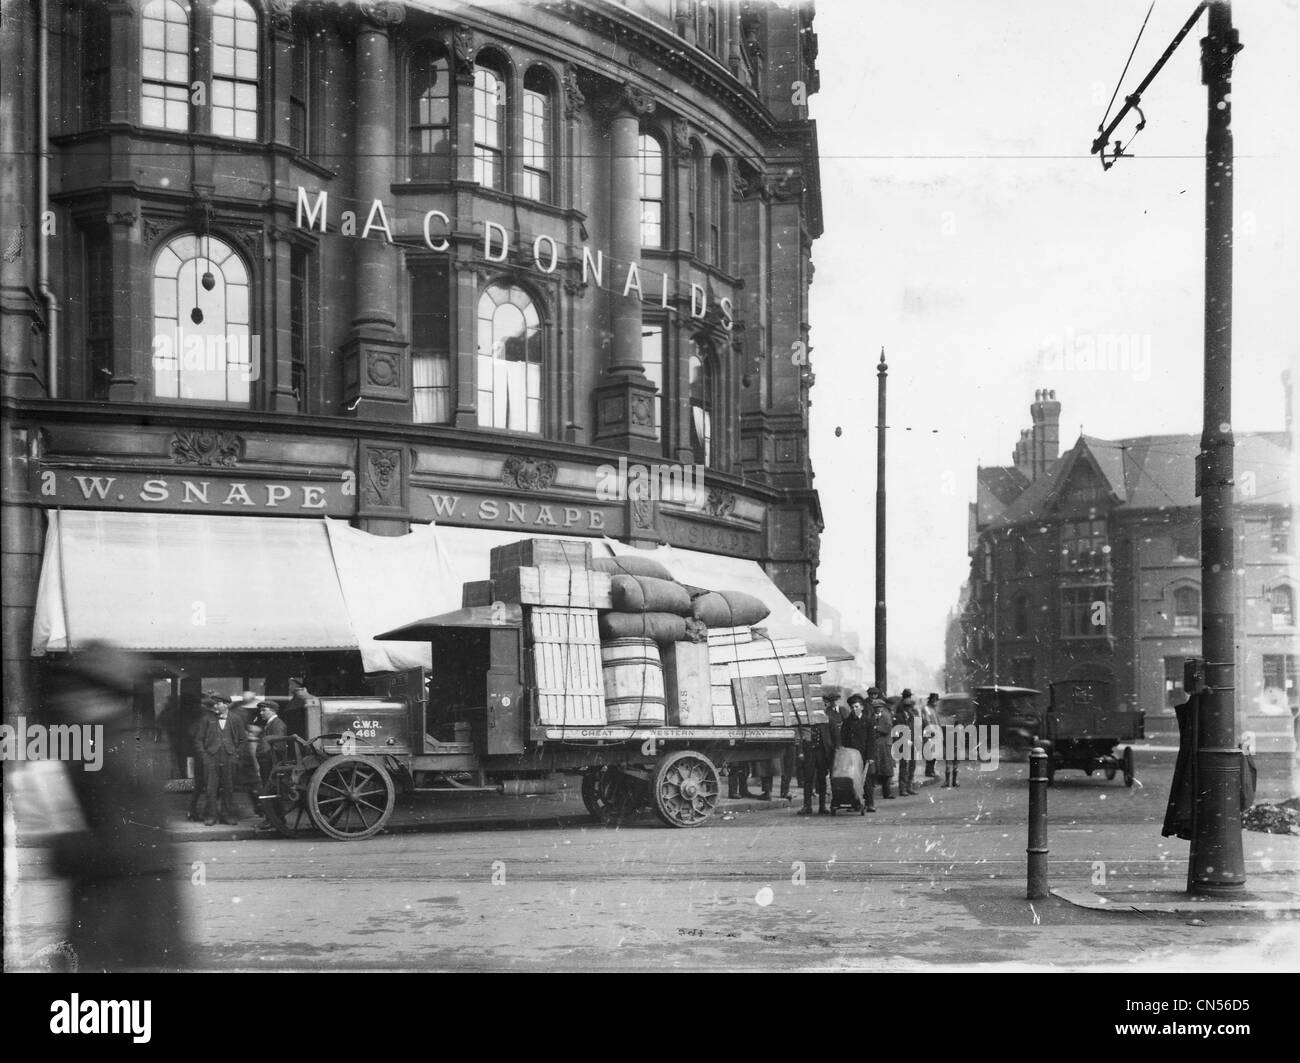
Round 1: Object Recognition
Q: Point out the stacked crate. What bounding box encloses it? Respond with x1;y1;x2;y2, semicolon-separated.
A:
485;540;609;726
707;626;827;726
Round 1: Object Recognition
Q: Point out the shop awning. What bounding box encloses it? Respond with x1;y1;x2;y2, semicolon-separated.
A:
32;510;358;655
602;539;856;663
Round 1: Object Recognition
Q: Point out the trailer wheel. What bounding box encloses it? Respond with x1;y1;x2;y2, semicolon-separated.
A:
307;755;395;841
581;767;641;825
261;767;317;838
651;751;720;828
1122;747;1135;788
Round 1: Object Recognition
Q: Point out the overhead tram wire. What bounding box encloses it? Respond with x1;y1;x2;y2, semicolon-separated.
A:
1101;0;1158;131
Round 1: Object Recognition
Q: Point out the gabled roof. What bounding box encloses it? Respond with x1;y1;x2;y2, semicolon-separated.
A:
986;431;1291;528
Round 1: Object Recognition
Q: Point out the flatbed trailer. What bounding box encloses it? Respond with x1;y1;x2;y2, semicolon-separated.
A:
259;603;803;838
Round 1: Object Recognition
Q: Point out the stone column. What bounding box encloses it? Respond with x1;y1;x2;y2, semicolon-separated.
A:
592;82;658;455
342;3;408;421
1;424;42;719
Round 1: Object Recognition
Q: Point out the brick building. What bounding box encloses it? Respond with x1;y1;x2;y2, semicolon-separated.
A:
959;389;1298;746
0;1;826;742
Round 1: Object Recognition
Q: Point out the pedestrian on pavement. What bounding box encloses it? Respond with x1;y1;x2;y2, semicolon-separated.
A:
195;696;245;825
231;692;265;816
841;693;876;811
187;691;227;821
254;701;287;826
797;700;837;816
728;761;757;799
779;741;796;800
923;693;941;777
895;689;919;796
43;641;190;970
871;688;896;799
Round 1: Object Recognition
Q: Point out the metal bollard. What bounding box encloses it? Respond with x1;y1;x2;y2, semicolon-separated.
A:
1027;746;1049;899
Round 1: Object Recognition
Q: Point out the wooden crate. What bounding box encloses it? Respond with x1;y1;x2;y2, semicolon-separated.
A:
528;607;605;726
490;539;592;578
766;673;824;725
710;683;739;727
662;641;712;726
706;626;754;646
710;655;827;685
495;566;613;609
732;676;772;726
707;637;805;665
462;580;495;608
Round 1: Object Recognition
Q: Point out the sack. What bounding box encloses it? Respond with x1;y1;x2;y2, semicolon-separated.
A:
599;611;688;643
591;556;675;581
690;590;771;628
8;760;88;837
610;574;692;616
832;747;864;783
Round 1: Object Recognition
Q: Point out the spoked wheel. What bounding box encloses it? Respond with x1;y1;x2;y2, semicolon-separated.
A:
1122;747;1135;788
651;751;720;828
261;767;317;838
581;767;643;825
307;755;395;841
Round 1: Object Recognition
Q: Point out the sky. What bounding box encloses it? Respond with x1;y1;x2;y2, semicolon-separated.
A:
807;0;1300;671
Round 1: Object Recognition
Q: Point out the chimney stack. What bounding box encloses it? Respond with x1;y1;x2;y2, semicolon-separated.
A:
1030;388;1061;479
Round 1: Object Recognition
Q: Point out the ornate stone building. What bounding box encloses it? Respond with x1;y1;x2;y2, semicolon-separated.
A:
0;1;825;722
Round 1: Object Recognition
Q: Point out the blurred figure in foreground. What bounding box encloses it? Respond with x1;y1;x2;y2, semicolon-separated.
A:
44;641;189;971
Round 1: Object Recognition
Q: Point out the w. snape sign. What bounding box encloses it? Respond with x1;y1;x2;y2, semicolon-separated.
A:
296;187;736;325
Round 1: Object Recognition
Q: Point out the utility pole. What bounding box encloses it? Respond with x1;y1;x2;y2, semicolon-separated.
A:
875;348;888;693
1192;1;1245;894
1090;1;1245;894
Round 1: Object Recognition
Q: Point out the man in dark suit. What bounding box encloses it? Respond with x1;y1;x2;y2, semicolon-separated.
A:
254;701;288;827
842;693;876;811
196;696;245;825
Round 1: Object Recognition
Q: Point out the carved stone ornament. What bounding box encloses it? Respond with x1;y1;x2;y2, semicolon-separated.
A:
359;1;405;27
170;429;243;468
366;350;400;388
502;455;557;491
671;117;691;154
234;227;262;257
620;81;657;117
107;210;138;228
766;171;804;201
631;497;654;530
267;0;294;31
630;393;655;428
562;279;588;297
2;223;23;264
703;489;736;518
452;25;475;65
562;65;586;117
142;216;167;244
363;448;401;508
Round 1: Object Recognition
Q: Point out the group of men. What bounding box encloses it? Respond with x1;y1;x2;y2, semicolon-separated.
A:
797;686;961;815
185;689;290;827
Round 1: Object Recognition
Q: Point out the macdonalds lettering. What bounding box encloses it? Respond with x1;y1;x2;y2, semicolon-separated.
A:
296;186;719;318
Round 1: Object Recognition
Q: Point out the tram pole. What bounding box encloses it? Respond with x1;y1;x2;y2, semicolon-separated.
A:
875;349;888;693
1191;0;1246;895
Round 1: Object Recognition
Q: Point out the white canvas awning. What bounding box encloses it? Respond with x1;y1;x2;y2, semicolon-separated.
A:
32;510;358;655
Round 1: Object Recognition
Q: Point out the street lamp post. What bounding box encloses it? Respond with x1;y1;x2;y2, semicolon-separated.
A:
875;349;888;693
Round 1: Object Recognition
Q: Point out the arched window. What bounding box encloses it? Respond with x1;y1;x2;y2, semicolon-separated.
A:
1012;593;1029;637
211;0;259;140
522;67;554;202
142;0;191;132
152;233;251;404
1173;587;1200;629
709;155;728;268
477;283;542;433
689;344;714;466
409;41;451;181
473;55;507;190
1272;585;1295;629
639;133;665;248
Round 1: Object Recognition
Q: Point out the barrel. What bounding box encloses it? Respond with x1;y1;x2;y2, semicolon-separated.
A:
601;638;666;726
